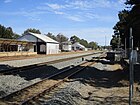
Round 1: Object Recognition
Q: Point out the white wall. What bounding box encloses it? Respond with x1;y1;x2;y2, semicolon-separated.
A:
46;43;59;54
62;45;72;51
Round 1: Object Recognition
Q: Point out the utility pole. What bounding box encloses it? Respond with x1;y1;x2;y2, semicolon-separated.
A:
129;27;134;105
105;35;106;50
118;34;120;48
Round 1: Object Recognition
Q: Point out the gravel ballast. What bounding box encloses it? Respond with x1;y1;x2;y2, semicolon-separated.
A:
0;52;100;98
1;55;139;104
42;59;140;105
0;75;41;98
43;81;96;105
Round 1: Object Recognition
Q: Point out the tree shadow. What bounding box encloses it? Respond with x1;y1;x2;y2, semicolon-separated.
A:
3;64;73;81
1;58;140;88
13;65;60;80
0;64;14;71
70;67;128;88
69;59;129;88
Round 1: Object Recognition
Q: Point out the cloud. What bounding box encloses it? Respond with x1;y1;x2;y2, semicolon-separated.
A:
4;0;12;3
1;0;124;23
118;0;126;4
40;0;114;12
36;6;50;11
54;11;64;15
0;10;47;21
38;0;124;22
29;17;41;21
65;0;115;9
66;15;84;22
0;10;47;16
85;13;116;22
46;3;65;10
67;0;92;10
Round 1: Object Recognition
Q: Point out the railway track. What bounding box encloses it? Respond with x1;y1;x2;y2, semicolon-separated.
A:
0;61;95;105
0;52;103;75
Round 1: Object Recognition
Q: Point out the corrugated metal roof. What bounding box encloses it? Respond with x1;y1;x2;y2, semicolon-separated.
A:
0;38;29;45
72;42;85;48
28;32;59;43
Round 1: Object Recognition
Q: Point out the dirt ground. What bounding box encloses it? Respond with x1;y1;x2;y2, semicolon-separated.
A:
67;59;140;105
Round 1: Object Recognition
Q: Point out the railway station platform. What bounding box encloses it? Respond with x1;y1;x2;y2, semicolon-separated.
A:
0;51;101;69
0;52;37;57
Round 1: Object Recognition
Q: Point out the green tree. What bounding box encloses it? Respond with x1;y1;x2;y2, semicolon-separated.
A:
0;24;15;39
23;28;41;35
113;9;129;48
127;2;140;48
46;32;57;41
13;33;20;39
56;33;68;43
79;39;89;48
89;41;98;50
125;0;140;5
56;33;68;50
6;27;14;38
70;35;80;44
70;35;98;49
110;35;120;50
112;0;140;49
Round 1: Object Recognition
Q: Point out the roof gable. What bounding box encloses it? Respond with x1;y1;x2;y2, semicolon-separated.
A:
72;42;85;48
28;32;59;43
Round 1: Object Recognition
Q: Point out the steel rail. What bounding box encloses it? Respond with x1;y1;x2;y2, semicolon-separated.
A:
21;53;105;105
0;61;93;105
21;62;95;105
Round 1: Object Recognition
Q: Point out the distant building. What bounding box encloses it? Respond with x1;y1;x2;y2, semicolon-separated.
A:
72;42;87;51
62;41;72;52
18;32;59;54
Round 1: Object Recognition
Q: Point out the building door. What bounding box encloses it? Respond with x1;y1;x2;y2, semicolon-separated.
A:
34;45;36;52
36;42;46;54
40;44;46;52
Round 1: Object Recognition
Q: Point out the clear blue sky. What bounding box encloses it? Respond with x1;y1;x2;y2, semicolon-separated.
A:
0;0;126;45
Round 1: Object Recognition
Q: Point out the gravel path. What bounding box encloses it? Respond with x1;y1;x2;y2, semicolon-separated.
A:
0;52;99;68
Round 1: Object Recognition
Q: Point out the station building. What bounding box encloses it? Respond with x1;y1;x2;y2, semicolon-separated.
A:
72;42;87;51
62;41;72;52
18;32;59;54
61;41;88;52
0;32;59;57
